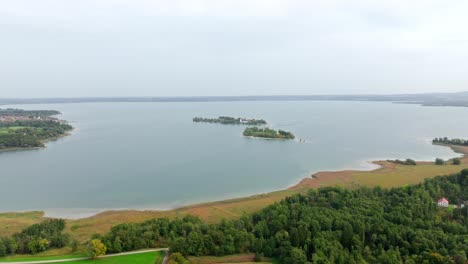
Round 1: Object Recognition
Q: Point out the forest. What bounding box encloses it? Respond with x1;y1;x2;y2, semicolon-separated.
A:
99;170;468;264
243;127;295;139
0;219;70;256
193;116;267;125
0;120;72;149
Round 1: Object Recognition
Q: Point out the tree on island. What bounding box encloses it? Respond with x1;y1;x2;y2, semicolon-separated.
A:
435;158;445;165
453;158;461;165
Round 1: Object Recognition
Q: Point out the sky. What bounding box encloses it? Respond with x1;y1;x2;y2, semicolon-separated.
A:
1;0;468;98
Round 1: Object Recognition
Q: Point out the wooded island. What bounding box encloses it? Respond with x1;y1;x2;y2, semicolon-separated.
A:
243;127;295;139
193;116;267;125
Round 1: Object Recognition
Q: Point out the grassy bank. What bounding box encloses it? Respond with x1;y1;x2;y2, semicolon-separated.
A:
1;144;467;243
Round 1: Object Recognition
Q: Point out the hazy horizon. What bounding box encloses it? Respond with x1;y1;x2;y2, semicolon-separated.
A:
2;90;468;100
2;0;468;98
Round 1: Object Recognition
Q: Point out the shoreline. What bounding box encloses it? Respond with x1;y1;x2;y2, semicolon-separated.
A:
3;143;466;220
0;130;73;153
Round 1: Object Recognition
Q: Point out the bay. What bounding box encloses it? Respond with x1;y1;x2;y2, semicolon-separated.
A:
0;101;466;218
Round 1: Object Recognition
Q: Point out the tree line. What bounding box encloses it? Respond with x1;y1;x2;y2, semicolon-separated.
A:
0;108;61;117
0;219;70;256
99;170;468;264
243;127;295;139
387;159;417;166
433;137;468;146
0;120;72;149
193;116;267;125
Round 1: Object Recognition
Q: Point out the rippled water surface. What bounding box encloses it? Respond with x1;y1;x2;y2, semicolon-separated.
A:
1;101;467;217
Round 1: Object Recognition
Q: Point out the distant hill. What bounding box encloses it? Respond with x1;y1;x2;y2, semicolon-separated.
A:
2;91;468;107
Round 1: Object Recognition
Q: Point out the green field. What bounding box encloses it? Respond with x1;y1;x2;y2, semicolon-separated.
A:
0;127;25;134
0;251;164;264
55;251;164;264
0;247;85;262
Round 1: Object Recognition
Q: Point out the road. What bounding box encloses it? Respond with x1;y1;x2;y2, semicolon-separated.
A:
1;248;169;264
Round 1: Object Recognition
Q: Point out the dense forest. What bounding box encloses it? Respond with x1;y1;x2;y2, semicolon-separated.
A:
0;219;70;256
99;170;468;264
243;127;295;139
433;138;468;146
193;116;267;125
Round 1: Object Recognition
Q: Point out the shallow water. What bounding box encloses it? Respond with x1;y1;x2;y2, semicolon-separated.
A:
0;101;466;218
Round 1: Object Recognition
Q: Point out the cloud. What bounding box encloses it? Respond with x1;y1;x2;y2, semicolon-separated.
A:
0;0;467;97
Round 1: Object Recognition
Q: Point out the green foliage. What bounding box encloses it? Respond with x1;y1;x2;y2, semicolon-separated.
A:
0;219;69;256
167;252;191;264
101;171;468;263
71;240;79;252
87;239;107;259
0;240;7;257
388;159;417;166
0;108;61;117
452;158;461;165
435;158;445;165
27;238;49;255
0;120;72;149
243;127;295;139
433;137;468;146
193;116;267;125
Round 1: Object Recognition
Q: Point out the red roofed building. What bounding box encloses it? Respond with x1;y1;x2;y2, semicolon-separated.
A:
437;198;449;207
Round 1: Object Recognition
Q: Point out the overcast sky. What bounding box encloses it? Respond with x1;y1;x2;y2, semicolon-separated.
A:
1;0;467;98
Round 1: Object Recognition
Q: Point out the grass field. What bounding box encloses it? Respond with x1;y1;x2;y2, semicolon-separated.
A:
0;211;45;237
54;251;164;264
0;247;85;262
293;144;468;189
0;127;24;134
0;251;164;264
1;144;467;243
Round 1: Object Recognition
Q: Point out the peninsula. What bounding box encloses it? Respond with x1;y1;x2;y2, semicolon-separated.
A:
243;127;295;139
433;137;468;146
0;108;72;150
193;116;267;125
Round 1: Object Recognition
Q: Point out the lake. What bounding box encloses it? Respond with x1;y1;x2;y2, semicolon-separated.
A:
1;101;467;218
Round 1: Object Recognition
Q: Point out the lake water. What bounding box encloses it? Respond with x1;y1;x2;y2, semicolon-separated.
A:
1;101;467;218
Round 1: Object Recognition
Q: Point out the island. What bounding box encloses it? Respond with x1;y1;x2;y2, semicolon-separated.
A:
0;108;72;150
193;116;267;125
243;127;295;139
